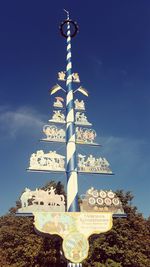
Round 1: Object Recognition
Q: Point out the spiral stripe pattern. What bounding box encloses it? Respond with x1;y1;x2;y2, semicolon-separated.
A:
66;19;79;212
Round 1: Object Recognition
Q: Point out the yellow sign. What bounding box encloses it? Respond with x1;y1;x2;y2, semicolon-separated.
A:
33;212;113;263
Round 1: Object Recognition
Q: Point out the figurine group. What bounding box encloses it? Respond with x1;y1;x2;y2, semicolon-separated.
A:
43;125;65;141
78;154;112;173
49;99;86;124
29;150;65;171
75;112;91;125
58;71;80;83
19;186;65;212
49;110;65;123
43;125;96;144
76;127;96;143
53;97;64;108
74;99;85;110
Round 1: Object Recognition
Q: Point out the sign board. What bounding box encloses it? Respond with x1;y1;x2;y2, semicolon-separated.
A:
33;212;113;263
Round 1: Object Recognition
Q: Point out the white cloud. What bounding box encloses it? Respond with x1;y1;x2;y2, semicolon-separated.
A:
0;106;45;138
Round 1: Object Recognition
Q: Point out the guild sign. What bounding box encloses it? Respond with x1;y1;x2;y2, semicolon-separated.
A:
80;187;125;214
75;112;92;126
33;212;113;263
78;154;112;174
76;127;97;144
18;187;65;213
74;99;85;110
49;110;65;123
42;125;65;142
28;150;65;172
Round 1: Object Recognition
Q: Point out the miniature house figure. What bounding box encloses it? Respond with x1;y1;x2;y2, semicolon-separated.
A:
58;71;66;81
74;99;85;110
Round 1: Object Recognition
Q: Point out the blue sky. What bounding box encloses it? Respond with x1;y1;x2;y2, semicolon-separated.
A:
0;0;150;218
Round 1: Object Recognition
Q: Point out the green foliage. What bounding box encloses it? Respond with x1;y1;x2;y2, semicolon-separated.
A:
0;215;66;267
0;181;67;267
0;184;150;267
84;191;150;267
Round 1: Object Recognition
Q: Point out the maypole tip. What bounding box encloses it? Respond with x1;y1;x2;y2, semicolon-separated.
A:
63;8;70;19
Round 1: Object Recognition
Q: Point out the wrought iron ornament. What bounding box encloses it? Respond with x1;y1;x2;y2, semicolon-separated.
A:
59;19;79;38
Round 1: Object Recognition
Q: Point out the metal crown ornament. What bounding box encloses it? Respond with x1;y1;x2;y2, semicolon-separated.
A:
17;10;125;267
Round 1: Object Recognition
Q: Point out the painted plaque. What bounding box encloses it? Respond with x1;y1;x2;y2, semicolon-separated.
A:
33;212;113;263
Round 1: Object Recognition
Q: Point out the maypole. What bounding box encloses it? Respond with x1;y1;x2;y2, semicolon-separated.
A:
16;10;126;267
64;10;79;212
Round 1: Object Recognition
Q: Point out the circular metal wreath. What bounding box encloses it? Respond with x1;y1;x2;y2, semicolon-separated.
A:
59;19;78;38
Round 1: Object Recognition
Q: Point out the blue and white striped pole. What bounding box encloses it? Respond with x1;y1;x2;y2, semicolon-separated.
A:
65;12;79;212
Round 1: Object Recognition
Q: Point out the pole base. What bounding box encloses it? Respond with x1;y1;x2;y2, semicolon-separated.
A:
68;263;82;267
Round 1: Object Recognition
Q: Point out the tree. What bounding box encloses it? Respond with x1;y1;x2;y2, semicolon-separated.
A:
84;191;150;267
0;181;67;267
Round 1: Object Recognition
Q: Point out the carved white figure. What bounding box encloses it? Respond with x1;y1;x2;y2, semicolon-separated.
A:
74;99;85;110
77;154;112;174
75;112;91;125
20;188;32;207
49;110;65;123
58;71;66;81
18;187;65;212
29;150;65;171
49;186;56;196
87;187;94;195
78;154;86;169
102;158;110;167
87;129;96;142
76;127;97;143
30;153;38;168
58;129;65;140
43;125;65;141
36;150;44;157
53;96;64;108
86;155;96;167
76;127;83;141
72;73;80;83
